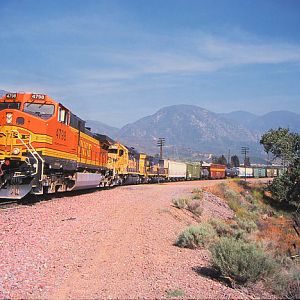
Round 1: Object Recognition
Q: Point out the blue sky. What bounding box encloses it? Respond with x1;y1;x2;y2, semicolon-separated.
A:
0;0;300;127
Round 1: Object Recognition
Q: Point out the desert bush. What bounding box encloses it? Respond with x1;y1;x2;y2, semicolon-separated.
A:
210;237;276;284
172;198;189;209
217;182;227;192
209;219;234;237
176;223;217;249
224;189;240;201
252;189;264;201
244;194;254;203
187;200;203;216
235;207;259;222
236;218;257;233
192;193;203;200
224;189;242;212
209;218;253;240
192;188;203;194
272;264;300;299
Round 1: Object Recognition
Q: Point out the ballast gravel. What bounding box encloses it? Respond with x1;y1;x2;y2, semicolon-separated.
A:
0;179;268;299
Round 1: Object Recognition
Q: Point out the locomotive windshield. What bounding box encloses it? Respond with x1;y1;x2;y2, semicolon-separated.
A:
108;149;118;154
23;103;55;120
0;102;20;110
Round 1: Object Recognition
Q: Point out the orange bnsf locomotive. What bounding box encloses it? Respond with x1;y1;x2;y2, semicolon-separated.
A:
0;92;114;199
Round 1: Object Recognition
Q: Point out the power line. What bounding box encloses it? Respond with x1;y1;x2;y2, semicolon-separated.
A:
241;146;250;181
157;137;165;160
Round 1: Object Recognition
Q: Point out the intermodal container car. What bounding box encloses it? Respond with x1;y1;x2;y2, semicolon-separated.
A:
266;168;278;177
238;167;254;178
164;160;187;180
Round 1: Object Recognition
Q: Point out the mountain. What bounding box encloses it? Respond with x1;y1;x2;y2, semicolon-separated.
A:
221;111;258;128
223;110;300;133
87;106;300;160
251;111;300;133
116;105;260;159
86;120;119;139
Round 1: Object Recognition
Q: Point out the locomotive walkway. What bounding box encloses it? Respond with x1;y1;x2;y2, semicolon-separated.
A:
0;179;269;299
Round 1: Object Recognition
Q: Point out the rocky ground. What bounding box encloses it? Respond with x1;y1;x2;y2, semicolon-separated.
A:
1;179;269;299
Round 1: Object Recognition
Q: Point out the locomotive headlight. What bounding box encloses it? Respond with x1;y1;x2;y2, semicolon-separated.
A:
6;113;13;124
12;148;20;155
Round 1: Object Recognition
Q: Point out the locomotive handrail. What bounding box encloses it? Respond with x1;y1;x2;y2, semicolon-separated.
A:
11;129;45;181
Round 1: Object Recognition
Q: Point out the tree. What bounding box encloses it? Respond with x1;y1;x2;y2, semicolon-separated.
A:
212;155;227;165
260;128;300;209
212;155;219;164
244;157;251;167
260;128;299;166
231;155;240;167
218;155;227;165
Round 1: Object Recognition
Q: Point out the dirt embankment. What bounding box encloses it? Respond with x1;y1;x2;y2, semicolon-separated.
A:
1;179;266;299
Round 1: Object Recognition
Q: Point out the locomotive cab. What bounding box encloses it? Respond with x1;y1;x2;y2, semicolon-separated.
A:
0;92;111;199
0;92;59;198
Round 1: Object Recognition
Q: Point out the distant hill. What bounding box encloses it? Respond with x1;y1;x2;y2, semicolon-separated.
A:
116;105;260;158
86;120;119;139
251;111;300;133
221;111;258;128
223;110;300;133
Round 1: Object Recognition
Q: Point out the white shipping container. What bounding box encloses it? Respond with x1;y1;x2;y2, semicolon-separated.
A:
165;160;187;178
238;167;254;178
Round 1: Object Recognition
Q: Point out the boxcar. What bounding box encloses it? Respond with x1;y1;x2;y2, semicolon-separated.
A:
253;167;266;178
186;162;201;180
209;164;226;179
266;168;278;177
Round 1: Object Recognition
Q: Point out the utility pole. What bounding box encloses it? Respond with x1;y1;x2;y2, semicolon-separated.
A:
241;146;249;181
227;149;231;167
157;138;166;160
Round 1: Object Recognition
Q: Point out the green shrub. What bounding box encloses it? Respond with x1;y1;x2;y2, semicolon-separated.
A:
192;193;202;200
172;198;189;209
224;189;240;201
235;207;259;222
187;200;203;216
236;219;257;233
192;188;203;194
209;219;234;237
245;194;254;203
176;223;217;249
272;264;300;299
210;237;276;284
224;189;242;212
252;189;264;201
217;182;227;192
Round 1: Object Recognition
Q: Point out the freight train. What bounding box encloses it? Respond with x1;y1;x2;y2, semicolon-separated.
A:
226;166;283;178
0;92;280;200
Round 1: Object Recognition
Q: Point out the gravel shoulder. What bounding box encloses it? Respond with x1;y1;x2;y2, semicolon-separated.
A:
1;179;267;299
